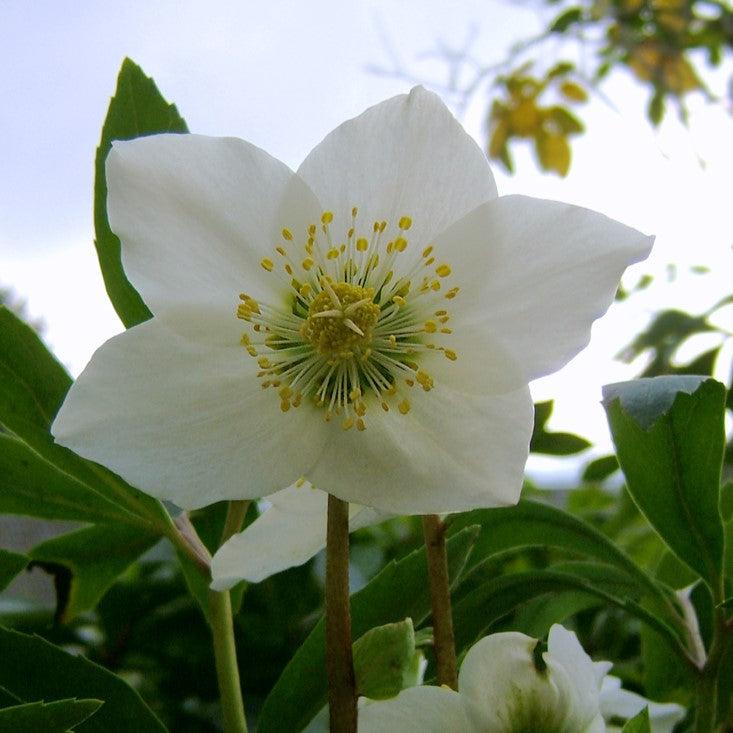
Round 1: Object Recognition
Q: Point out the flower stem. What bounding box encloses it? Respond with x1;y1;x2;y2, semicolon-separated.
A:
220;500;250;545
208;588;248;733
422;514;458;690
326;493;357;732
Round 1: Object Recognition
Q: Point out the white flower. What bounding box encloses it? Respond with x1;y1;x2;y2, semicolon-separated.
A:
358;625;685;733
52;87;651;515
210;480;385;588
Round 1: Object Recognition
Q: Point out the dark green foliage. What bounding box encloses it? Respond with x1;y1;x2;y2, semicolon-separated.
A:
94;58;188;328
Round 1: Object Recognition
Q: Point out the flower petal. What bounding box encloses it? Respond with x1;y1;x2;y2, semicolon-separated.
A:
458;631;568;731
307;384;533;514
297;87;497;251
107;133;320;313
52;316;328;509
545;624;606;723
433;195;653;381
358;686;471;733
210;482;387;588
600;676;686;733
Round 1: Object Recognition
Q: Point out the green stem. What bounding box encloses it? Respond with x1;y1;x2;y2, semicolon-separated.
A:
209;589;248;733
422;514;458;689
325;494;357;732
220;500;250;545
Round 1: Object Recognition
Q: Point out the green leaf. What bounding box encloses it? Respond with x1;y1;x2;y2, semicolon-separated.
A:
530;401;591;455
28;524;159;622
603;377;726;587
549;7;582;32
0;433;143;526
451;569;683;657
0;626;166;732
0;309;170;531
95;57;188;328
448;500;664;602
353;618;420;699
257;525;479;733
622;707;651;732
582;454;619;482
0;307;71;437
546;105;585;134
0;698;102;732
0;550;27;593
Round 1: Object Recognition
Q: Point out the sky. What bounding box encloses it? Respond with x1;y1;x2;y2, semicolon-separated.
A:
1;0;732;477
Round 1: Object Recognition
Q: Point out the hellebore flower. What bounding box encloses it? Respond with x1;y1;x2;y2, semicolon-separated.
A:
52;87;651;515
357;625;685;733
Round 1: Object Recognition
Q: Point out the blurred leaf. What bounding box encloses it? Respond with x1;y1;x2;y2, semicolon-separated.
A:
94;57;188;328
353;618;420;699
582;454;619;482
603;377;726;587
549;7;583;32
0;698;102;732
257;526;479;733
648;88;666;126
560;80;589;102
0;550;27;593
0;626;166;732
29;524;159;622
0;307;71;437
546;105;584;134
622;707;651;732
530;401;591;455
536;131;571;176
0;433;143;526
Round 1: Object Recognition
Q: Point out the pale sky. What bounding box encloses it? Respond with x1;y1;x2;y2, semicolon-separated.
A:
2;0;732;475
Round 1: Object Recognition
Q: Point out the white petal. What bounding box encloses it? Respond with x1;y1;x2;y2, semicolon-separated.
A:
107;133;320;314
545;624;605;723
210;482;388;588
307;384;533;515
297;87;497;251
600;676;686;733
358;686;471;733
52;316;328;509
459;629;603;731
434;196;653;381
459;632;566;731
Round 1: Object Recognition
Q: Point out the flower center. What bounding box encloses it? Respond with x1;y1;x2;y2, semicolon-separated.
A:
301;282;380;358
236;208;459;431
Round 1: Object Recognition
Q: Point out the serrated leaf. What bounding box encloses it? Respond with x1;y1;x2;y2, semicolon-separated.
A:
530;401;591;455
0;550;27;593
353;618;419;699
0;698;102;732
622;707;651;732
0;626;166;732
29;524;159;622
0;307;71;437
94;58;188;328
603;377;726;587
0;309;169;531
0;433;142;526
257;526;479;733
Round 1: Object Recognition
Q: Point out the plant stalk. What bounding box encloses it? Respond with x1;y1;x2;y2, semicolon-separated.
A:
325;494;357;732
209;588;248;733
422;513;458;689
